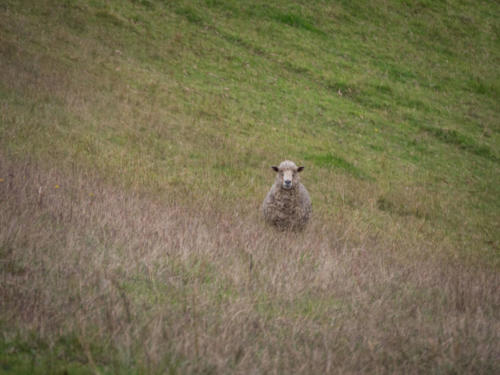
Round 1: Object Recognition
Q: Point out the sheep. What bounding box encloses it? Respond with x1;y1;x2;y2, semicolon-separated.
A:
262;160;312;231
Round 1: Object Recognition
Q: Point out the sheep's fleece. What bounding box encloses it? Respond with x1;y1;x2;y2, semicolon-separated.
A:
262;160;312;230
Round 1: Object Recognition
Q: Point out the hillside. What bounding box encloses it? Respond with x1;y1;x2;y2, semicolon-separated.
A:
1;0;499;373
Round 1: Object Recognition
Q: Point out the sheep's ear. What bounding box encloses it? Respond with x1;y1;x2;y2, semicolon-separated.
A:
297;166;305;172
272;166;279;172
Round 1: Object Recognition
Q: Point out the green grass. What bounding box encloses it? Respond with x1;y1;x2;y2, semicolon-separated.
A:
305;152;372;180
1;0;499;372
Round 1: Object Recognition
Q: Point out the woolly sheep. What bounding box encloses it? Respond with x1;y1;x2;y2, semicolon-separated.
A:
262;160;312;231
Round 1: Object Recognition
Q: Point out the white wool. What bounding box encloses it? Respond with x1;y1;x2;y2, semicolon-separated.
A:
262;160;312;231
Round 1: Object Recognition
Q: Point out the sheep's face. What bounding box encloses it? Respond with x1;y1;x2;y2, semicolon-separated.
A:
272;160;304;190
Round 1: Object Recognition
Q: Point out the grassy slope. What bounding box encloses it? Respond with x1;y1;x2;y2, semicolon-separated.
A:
1;0;499;256
0;0;499;373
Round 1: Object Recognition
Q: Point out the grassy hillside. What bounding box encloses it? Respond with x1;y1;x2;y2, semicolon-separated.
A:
1;0;499;373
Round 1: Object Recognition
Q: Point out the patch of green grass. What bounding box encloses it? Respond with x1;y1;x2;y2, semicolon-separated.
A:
270;11;325;36
467;77;500;98
175;6;204;25
95;10;125;27
0;333;93;375
420;125;498;162
0;331;183;374
305;153;372;180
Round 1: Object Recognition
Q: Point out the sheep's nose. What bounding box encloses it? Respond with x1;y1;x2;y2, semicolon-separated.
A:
284;180;292;185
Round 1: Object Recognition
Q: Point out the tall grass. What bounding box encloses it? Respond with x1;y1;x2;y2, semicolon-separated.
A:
1;156;498;373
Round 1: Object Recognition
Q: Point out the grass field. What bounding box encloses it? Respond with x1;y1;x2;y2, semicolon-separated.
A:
1;0;499;373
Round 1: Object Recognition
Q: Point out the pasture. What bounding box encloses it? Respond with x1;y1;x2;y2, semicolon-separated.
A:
1;0;499;373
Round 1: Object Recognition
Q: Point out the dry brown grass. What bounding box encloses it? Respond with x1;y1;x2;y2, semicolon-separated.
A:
1;154;498;374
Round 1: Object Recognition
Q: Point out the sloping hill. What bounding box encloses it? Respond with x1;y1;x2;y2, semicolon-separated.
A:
1;0;499;373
